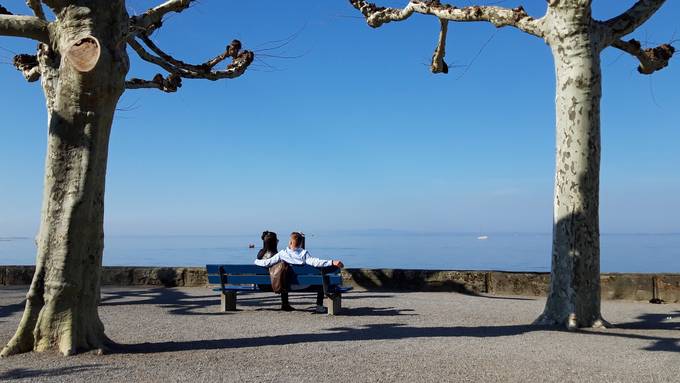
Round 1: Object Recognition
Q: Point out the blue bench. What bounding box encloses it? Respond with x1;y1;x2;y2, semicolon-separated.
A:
206;264;353;315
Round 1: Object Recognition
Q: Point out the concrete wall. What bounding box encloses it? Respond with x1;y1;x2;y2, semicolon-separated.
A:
2;265;680;302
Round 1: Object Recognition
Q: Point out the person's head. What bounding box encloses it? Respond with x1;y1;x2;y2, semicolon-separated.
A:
261;231;278;252
289;232;304;249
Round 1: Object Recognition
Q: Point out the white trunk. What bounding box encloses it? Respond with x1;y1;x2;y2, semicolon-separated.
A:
2;2;129;356
537;4;607;329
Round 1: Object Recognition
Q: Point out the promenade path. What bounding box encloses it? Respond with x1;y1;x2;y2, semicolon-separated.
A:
1;286;679;382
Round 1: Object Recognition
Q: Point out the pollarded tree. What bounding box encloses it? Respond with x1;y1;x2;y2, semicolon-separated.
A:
0;0;253;356
350;0;674;329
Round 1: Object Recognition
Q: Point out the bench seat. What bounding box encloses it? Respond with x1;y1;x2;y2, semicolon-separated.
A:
211;285;354;293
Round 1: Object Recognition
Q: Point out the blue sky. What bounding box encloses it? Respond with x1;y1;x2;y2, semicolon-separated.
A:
0;1;678;237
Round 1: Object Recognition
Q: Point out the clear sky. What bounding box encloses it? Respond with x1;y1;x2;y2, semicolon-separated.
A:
0;1;678;237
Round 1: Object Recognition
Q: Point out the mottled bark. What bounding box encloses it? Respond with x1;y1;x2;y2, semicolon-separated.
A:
535;4;607;329
0;14;49;42
604;0;666;39
1;1;129;356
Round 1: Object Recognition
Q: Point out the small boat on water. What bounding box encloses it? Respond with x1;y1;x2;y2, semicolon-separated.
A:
477;236;489;240
248;243;255;248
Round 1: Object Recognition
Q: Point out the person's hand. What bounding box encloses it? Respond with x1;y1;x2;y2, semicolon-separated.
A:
332;260;344;268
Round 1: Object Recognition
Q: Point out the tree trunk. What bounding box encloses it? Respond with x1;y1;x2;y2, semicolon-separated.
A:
536;4;607;329
2;2;129;356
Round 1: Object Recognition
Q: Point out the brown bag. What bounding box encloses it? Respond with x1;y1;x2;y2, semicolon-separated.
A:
269;261;290;294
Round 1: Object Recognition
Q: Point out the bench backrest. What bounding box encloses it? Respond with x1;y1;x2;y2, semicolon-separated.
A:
206;264;343;286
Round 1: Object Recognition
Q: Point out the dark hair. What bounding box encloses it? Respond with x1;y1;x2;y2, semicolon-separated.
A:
262;231;278;249
262;230;277;241
257;231;278;260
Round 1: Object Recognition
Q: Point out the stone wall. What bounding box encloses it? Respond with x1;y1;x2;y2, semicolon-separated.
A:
2;265;680;302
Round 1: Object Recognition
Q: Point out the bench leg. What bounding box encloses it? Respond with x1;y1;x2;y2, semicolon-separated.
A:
220;291;237;311
324;293;341;315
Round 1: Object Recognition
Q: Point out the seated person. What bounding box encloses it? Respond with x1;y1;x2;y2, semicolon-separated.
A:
254;232;344;313
255;231;279;292
257;231;279;260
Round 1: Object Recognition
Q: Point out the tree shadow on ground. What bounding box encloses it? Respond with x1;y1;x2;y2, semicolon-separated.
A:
248;303;417;317
100;289;223;316
0;301;25;319
238;292;414;316
100;289;398;315
472;294;536;301
587;311;680;352
614;311;680;330
112;322;540;354
0;364;108;380
112;316;680;355
340;306;417;317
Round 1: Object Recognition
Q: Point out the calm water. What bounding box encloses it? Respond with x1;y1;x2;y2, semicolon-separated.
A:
1;233;679;272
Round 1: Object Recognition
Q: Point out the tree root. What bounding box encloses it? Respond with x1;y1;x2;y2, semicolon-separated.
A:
1;300;39;357
3;305;109;357
0;335;33;357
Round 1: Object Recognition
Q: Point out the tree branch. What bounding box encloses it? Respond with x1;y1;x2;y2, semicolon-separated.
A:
26;0;46;20
13;53;41;82
350;0;545;38
604;0;666;40
612;39;675;75
431;18;448;74
129;0;193;37
0;14;49;42
128;37;182;74
139;35;237;73
126;73;182;92
127;37;254;90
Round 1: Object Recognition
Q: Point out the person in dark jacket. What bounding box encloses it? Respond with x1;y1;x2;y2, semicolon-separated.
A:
257;231;279;261
255;231;279;293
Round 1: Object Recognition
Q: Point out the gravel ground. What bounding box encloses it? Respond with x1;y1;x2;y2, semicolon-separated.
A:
1;286;679;382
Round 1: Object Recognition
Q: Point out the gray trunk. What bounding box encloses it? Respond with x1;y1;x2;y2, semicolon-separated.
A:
2;2;128;356
537;4;607;329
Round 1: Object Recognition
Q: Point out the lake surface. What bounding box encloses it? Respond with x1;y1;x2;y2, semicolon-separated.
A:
2;233;679;272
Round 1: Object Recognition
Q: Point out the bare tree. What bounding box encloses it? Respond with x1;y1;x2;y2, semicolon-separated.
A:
0;0;253;356
350;0;674;329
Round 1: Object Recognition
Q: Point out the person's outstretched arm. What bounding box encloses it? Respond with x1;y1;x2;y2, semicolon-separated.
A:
303;251;343;269
255;252;280;267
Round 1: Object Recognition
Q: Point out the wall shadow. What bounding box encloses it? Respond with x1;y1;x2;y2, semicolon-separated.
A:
349;270;535;301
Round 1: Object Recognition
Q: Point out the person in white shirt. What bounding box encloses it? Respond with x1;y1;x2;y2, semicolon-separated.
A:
255;232;343;312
